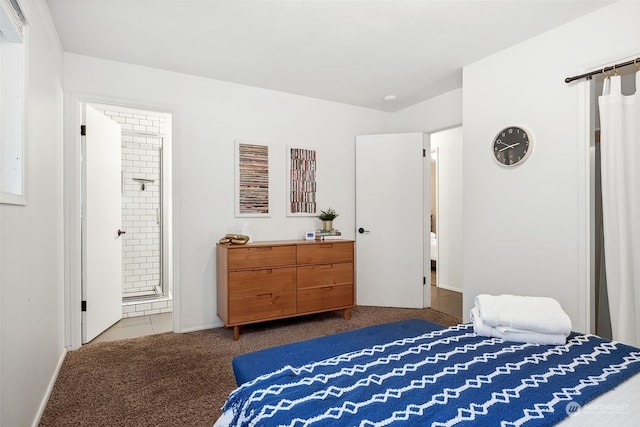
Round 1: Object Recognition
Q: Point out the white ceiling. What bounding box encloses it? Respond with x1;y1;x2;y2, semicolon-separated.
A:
45;0;614;112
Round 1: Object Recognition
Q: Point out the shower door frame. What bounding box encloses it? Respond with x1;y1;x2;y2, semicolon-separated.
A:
117;124;167;302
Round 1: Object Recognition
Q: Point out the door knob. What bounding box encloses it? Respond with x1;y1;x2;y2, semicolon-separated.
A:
117;229;126;236
358;227;370;234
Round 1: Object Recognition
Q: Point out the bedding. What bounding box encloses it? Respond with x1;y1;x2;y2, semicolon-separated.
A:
216;319;640;427
470;295;572;346
474;295;572;336
232;319;444;386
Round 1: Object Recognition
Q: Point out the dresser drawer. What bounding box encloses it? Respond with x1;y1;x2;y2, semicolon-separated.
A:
228;245;296;270
297;263;353;290
297;241;354;264
229;291;296;324
297;283;353;314
228;267;296;298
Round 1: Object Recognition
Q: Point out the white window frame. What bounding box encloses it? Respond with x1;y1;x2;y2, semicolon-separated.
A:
0;0;26;205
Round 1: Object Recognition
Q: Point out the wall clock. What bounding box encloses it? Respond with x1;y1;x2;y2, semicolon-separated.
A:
492;126;533;167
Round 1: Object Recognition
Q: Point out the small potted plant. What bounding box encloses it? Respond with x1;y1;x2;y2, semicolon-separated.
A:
318;207;338;231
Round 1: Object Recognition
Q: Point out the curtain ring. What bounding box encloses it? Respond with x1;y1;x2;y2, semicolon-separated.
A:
635;58;640;71
603;67;610;79
613;64;618;76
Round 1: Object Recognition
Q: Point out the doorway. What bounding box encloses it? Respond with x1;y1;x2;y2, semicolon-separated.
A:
428;127;463;319
590;66;636;339
82;102;173;343
430;148;438;287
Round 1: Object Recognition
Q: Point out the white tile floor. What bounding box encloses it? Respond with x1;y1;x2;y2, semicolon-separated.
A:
91;312;173;343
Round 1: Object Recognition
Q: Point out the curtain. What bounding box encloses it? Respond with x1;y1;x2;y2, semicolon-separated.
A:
598;71;640;347
595;140;612;339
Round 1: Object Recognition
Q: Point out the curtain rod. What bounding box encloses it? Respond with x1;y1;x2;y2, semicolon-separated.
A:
565;57;640;83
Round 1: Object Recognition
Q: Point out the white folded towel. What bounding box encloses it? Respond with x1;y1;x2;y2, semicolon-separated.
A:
470;307;567;346
474;294;572;336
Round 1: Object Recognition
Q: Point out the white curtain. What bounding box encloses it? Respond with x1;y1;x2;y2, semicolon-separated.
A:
598;71;640;347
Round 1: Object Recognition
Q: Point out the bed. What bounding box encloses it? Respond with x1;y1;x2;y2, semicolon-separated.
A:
215;318;640;427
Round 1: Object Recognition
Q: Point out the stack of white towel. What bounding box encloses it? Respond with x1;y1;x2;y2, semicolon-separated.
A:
470;294;572;345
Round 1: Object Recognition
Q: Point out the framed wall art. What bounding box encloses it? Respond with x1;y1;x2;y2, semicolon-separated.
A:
287;146;317;216
235;140;270;217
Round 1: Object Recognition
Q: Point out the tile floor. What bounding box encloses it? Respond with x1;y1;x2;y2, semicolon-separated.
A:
91;312;173;344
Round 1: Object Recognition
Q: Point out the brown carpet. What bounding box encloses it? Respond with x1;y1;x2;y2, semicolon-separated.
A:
40;306;462;427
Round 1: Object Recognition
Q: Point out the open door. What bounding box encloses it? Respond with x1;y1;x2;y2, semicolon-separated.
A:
355;132;429;308
82;104;123;343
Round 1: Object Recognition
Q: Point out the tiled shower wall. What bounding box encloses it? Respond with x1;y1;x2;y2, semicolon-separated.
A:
101;108;172;318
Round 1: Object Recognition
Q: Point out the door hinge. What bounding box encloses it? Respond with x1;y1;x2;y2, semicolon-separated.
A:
423;148;426;157
81;125;86;136
81;300;87;312
423;276;426;285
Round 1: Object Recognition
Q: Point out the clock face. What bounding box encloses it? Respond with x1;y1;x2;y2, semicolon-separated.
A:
492;126;532;167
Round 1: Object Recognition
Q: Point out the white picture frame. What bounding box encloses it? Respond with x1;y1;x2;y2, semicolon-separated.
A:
286;145;317;217
234;140;270;217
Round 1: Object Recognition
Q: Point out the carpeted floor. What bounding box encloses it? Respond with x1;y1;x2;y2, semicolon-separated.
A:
40;306;462;427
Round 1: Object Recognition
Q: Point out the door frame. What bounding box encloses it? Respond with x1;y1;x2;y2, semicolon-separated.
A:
422;133;431;307
428;125;464;293
64;93;179;350
430;145;439;288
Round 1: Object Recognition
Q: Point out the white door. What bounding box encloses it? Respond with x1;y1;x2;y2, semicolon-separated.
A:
355;133;429;308
82;104;123;343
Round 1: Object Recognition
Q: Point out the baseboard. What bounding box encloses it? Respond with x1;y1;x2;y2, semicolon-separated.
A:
32;348;67;427
179;320;222;333
437;283;462;293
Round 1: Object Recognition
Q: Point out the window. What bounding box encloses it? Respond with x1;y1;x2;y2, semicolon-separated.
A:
0;0;25;204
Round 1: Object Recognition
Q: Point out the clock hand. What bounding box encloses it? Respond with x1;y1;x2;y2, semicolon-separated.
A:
499;142;520;152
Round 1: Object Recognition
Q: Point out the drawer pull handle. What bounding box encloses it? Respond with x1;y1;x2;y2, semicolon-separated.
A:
319;244;333;248
257;293;273;299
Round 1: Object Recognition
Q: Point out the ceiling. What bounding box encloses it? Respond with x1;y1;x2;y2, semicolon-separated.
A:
45;0;614;112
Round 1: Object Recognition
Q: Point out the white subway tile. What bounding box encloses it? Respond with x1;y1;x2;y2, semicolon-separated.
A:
135;303;152;311
152;301;168;310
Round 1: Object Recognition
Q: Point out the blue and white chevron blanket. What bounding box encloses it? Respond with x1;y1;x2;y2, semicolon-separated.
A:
216;324;640;427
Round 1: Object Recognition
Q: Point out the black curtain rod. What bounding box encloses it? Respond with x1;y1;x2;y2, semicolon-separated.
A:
565;57;640;83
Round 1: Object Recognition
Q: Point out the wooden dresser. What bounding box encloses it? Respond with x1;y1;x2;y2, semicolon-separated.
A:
216;240;355;340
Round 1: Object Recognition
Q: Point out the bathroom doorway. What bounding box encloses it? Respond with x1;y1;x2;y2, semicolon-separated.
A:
82;102;173;343
590;65;636;339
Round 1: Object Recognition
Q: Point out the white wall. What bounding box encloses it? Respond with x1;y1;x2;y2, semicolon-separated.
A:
431;127;463;292
462;1;640;332
391;88;464;296
0;0;65;425
391;88;462;133
63;53;391;332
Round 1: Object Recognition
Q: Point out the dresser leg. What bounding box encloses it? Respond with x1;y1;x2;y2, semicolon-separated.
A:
344;308;351;320
233;326;240;341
